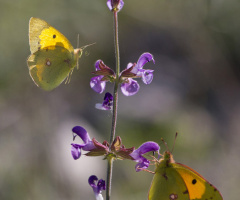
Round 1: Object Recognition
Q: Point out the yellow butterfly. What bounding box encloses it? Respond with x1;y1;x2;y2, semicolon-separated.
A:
148;135;223;200
27;17;92;91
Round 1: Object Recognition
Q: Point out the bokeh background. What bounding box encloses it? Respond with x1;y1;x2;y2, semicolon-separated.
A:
0;0;239;199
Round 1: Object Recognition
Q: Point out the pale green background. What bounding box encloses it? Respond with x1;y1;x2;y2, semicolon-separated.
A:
0;0;239;199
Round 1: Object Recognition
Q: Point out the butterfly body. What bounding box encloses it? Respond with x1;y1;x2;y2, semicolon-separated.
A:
148;151;223;200
27;17;83;91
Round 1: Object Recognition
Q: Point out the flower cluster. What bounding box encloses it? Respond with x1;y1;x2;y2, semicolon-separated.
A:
71;126;160;171
71;126;135;160
90;53;155;96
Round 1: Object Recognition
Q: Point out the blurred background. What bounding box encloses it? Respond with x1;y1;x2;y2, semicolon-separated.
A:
0;0;239;199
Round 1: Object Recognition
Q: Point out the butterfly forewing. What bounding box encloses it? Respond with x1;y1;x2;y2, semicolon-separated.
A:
29;17;74;54
174;163;223;200
148;151;223;200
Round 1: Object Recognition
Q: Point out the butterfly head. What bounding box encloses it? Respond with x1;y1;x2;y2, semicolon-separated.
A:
74;43;96;69
74;48;83;59
162;151;175;165
158;133;178;167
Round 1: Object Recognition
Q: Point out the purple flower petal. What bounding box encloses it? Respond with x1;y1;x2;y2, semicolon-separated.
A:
95;60;102;70
72;126;91;144
97;179;106;191
89;175;98;188
128;63;138;74
72;126;96;151
140;69;154;84
136;52;155;70
126;62;133;69
90;60;108;93
121;78;140;96
106;0;113;10
83;142;96;151
71;144;82;160
95;103;109;110
90;76;106;94
107;0;124;12
135;158;150;172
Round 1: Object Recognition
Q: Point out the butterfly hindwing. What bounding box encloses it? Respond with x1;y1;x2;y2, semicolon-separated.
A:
27;46;76;91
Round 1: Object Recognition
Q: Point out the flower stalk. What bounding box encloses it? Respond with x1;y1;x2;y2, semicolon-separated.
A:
110;5;120;144
106;157;113;200
71;1;157;199
107;7;120;200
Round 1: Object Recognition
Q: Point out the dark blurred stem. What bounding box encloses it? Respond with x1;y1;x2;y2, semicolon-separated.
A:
106;10;120;200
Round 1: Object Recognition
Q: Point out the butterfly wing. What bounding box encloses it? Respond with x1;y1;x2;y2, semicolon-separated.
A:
173;163;223;200
148;164;190;200
29;17;74;54
27;46;76;91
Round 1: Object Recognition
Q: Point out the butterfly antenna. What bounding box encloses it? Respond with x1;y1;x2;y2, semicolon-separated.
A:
171;132;178;153
80;42;96;51
161;138;170;152
77;34;80;49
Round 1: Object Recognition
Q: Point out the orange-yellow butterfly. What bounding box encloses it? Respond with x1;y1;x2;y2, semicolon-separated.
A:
27;17;92;91
148;135;223;200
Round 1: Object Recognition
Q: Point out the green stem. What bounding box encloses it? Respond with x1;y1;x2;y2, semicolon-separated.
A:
110;10;120;144
106;158;113;200
114;10;120;80
106;10;120;200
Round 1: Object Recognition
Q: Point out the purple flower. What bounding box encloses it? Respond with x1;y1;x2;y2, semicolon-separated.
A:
130;141;160;172
95;92;113;110
120;52;155;96
134;52;155;84
90;76;106;94
71;126;112;159
89;175;106;200
107;0;124;12
90;60;115;94
71;126;96;160
90;60;107;94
